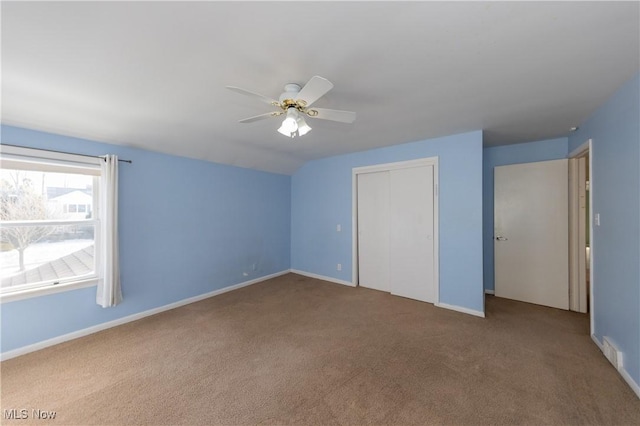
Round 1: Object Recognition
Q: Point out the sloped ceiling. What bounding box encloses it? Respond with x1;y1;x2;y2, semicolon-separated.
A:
2;1;638;174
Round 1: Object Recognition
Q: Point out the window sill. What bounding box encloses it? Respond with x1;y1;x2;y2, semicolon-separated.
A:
0;279;98;304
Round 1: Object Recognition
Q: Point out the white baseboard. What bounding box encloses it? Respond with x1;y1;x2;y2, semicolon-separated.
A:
618;367;640;399
0;270;290;361
435;302;485;318
484;289;495;295
620;366;640;399
591;334;605;351
591;334;640;399
290;269;355;287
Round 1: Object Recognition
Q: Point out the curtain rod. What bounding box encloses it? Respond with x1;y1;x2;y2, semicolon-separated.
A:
1;144;132;164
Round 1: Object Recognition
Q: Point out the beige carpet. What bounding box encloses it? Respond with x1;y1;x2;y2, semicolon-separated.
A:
2;273;639;425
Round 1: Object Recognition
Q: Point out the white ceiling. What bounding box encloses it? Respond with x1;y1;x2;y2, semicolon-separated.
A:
2;2;638;175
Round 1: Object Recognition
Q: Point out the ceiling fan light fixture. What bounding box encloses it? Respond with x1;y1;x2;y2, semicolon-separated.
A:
277;125;293;137
278;108;304;138
297;116;312;136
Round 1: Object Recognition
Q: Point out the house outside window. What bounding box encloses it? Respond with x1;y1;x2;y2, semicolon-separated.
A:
0;145;103;301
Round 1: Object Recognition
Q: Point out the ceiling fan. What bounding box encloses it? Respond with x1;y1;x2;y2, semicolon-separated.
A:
226;76;356;138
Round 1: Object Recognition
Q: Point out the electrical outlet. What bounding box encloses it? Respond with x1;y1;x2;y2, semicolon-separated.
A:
336;224;341;232
337;263;342;271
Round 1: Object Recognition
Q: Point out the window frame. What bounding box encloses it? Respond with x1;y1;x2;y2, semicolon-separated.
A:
0;145;103;303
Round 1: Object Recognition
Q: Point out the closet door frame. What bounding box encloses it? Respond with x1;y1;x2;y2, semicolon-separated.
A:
352;157;439;303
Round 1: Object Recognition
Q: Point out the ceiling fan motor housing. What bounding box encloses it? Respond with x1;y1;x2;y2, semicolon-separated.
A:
279;83;302;104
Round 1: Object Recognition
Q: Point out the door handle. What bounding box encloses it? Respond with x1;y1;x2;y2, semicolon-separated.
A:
496;236;508;241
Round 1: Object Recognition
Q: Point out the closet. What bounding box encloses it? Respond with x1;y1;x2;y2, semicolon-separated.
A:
355;158;438;303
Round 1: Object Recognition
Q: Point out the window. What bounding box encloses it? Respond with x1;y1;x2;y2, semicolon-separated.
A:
0;146;103;300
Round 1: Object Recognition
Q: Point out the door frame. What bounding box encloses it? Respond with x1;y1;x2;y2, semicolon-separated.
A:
351;157;439;303
569;139;594;334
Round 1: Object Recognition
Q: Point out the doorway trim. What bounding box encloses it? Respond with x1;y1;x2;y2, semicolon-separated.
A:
568;138;594;335
351;157;439;304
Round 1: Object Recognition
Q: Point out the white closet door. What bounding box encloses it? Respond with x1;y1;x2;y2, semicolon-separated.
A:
357;171;390;292
389;165;435;303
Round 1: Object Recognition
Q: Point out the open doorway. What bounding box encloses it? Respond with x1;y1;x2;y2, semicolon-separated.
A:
569;140;593;330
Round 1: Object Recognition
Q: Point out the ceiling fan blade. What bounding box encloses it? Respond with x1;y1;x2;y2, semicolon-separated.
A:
307;108;356;124
238;111;283;123
295;76;334;108
226;86;280;106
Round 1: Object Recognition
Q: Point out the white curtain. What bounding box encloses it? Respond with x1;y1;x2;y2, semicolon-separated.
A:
96;154;122;307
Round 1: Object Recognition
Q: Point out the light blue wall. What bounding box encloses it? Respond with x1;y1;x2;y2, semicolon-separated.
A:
482;138;569;291
568;73;640;386
291;131;485;313
1;125;291;353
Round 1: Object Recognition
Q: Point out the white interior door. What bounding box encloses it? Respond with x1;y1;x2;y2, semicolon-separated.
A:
357;171;390;292
494;159;569;310
389;165;435;303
